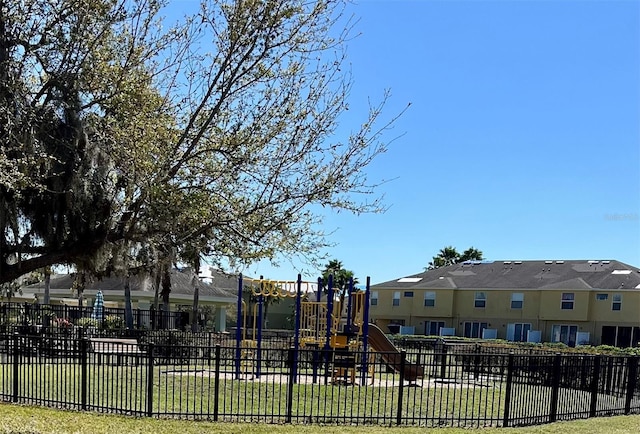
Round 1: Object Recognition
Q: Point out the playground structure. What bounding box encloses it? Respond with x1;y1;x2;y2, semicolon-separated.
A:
235;274;424;385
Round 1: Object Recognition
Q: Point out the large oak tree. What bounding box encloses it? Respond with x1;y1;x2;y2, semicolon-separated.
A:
0;0;403;284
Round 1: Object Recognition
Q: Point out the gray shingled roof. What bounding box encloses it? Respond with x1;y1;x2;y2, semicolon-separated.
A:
25;268;239;299
372;260;640;290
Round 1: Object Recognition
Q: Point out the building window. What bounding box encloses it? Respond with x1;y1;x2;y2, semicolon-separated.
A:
507;323;531;342
392;291;400;307
602;326;640;347
370;291;378;306
596;293;608;301
612;294;622;311
424;292;435;307
404;291;414;298
561;293;574;310
474;292;486;308
464;321;488;338
425;320;445;336
510;293;524;309
551;324;578;347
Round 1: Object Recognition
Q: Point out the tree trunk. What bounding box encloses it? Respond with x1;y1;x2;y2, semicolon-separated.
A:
160;264;171;329
191;279;200;333
152;267;161;330
124;276;134;329
77;273;85;310
43;269;51;304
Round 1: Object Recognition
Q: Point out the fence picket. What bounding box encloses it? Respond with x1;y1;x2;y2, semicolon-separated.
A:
0;330;638;427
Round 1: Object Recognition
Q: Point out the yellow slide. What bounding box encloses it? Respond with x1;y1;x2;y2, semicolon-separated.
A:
367;323;424;382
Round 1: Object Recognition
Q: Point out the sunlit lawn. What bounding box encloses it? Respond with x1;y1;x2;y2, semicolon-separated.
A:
0;404;639;434
1;362;508;425
1;359;637;429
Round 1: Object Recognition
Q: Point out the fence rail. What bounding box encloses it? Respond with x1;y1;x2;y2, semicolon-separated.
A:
0;332;638;427
0;302;193;332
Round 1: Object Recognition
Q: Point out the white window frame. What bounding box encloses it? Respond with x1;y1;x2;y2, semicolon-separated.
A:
561;292;574;310
612;293;622;311
463;321;488;338
551;324;578;346
392;291;400;307
474;291;486;308
424;291;435;307
370;291;379;306
425;320;445;336
510;292;524;309
506;323;531;342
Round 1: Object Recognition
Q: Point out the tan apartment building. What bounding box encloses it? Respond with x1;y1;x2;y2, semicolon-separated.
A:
369;260;640;347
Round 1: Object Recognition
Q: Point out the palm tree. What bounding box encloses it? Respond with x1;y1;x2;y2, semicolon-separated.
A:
460;247;483;262
321;259;358;320
426;246;484;270
427;246;460;270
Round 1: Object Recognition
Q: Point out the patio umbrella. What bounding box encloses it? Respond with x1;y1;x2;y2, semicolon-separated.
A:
91;290;104;321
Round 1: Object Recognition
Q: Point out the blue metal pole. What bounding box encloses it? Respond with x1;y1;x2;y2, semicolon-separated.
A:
256;285;263;379
235;274;243;380
361;276;371;386
294;275;302;349
292;274;302;384
312;277;322;383
346;277;354;334
324;275;334;352
316;278;322;302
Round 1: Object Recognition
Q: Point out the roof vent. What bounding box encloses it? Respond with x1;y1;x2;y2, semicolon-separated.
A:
545;260;553;264
503;261;511;264
514;261;522;264
588;260;599;264
602;260;610;264
555;260;564;264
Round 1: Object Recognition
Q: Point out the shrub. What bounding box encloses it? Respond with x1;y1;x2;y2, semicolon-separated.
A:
77;318;99;328
101;315;125;330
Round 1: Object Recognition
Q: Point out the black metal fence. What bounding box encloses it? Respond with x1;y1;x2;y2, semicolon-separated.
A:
0;302;191;332
0;331;638;427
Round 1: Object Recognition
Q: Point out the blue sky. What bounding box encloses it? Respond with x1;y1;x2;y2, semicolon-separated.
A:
248;0;640;284
180;0;640;284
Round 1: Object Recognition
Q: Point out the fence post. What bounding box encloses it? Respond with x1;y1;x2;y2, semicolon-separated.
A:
502;352;515;427
213;345;221;421
207;333;213;368
12;332;19;403
473;344;481;380
605;357;613;394
146;342;154;417
624;356;638;415
396;350;406;425
80;337;88;410
286;346;296;423
589;355;601;417
440;344;448;379
549;353;562;423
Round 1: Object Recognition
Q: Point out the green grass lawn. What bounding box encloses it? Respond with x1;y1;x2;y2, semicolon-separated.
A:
3;361;638;427
3;362;509;425
0;404;639;434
